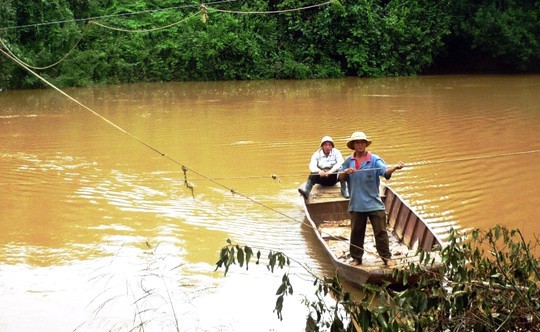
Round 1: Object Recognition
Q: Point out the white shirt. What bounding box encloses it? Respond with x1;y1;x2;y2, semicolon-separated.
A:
308;148;344;173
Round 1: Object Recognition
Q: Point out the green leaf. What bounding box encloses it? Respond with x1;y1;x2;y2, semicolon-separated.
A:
276;283;286;295
226;247;235;266
236;245;245;268
214;258;223;271
376;312;388;330
274;295;284;320
244;245;253;270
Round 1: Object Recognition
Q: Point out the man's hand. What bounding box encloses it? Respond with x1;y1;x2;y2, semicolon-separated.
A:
345;167;355;175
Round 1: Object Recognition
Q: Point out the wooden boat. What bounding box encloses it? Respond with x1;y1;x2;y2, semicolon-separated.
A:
300;182;444;287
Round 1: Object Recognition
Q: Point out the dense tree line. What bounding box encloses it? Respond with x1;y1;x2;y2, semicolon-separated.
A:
0;0;538;89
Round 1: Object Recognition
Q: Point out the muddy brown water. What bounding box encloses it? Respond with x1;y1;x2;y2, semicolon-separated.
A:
1;75;539;330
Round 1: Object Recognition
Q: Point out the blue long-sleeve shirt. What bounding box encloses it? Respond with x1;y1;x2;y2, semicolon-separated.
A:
340;152;391;212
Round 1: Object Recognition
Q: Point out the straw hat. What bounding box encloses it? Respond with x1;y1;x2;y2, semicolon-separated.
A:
320;136;334;147
346;132;372;150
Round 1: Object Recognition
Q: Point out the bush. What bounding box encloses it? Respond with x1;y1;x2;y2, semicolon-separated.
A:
216;226;540;331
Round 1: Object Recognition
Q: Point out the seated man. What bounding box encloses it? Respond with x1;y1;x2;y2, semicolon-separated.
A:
298;136;349;198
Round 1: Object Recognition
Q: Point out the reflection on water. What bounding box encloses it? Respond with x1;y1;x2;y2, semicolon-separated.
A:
0;75;539;330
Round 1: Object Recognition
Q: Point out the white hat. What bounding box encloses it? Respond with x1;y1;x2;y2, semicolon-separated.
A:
346;132;372;150
320;136;334;147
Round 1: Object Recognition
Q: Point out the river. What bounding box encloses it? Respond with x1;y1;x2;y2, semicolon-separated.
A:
1;75;539;331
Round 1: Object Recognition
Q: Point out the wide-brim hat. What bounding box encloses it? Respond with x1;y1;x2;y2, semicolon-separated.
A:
320;135;334;147
346;131;372;150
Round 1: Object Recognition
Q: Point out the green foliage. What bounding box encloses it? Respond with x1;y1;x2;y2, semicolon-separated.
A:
444;0;539;72
215;240;297;321
271;0;452;78
468;2;539;71
0;0;17;87
0;0;538;88
216;226;540;331
215;238;257;276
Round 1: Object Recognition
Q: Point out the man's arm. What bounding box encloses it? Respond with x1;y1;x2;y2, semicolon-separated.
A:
384;161;405;178
308;150;320;173
338;156;350;181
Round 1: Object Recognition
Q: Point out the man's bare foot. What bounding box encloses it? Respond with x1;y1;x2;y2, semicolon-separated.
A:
350;259;362;266
384;259;396;267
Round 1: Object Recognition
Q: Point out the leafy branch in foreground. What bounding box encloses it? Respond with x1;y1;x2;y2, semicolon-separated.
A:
215;226;540;331
214;238;293;320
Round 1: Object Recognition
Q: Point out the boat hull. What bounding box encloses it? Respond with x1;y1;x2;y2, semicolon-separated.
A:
300;182;443;286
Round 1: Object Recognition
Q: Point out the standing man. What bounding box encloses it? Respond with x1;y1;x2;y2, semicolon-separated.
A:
339;132;404;266
298;136;349;199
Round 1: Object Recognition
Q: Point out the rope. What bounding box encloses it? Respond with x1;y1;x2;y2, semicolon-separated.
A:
206;0;334;15
88;10;202;33
0;41;310;232
2;148;537;185
0;0;233;31
1;46;535;186
408;150;540;167
0;0;333;70
0;39;379;260
1;145;538;187
0;11;201;70
5;44;534;261
0;0;333;32
2;2;538;261
0;24;92;70
210;149;540;179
